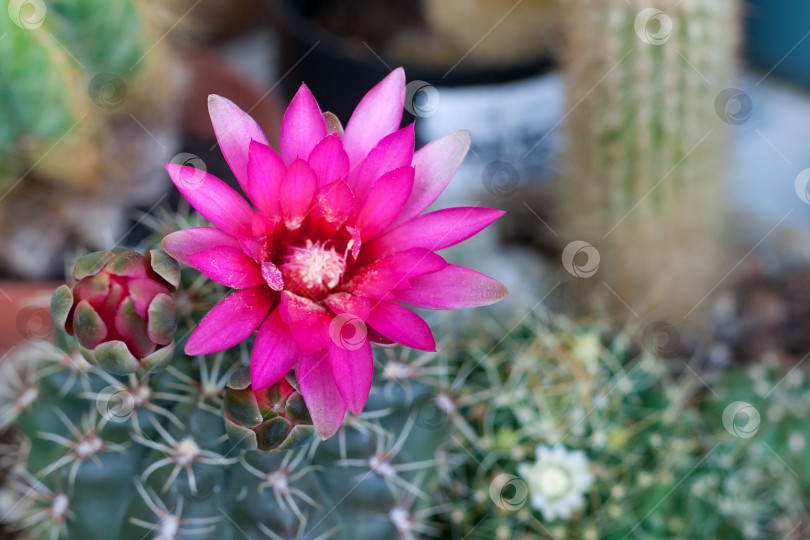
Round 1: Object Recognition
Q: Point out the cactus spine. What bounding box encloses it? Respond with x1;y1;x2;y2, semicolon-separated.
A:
558;0;739;323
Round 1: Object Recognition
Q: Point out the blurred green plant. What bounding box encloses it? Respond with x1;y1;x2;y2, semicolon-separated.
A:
0;0;154;186
0;0;184;278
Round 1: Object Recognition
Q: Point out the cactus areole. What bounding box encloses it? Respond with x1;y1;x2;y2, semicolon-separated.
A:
51;249;180;376
161;68;508;438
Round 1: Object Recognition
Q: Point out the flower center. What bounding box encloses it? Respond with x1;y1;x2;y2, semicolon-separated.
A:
279;240;346;297
537;464;571;499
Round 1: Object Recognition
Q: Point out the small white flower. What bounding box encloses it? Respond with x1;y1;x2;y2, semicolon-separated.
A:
517;444;594;521
788;432;805;453
572;333;601;374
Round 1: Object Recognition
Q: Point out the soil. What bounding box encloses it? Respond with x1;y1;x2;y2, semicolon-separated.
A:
719;255;810;364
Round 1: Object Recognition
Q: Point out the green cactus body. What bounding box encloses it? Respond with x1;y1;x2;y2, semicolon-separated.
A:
0;341;448;539
558;0;739;323
0;232;447;540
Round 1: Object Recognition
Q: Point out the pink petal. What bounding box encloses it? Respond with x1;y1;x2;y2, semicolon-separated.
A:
188;246;264;289
280;84;327;166
251;308;298;389
342;68;406;166
349;124;415;202
366;300;436;351
114;298;156;359
311;180;355;235
162;227;241;268
390;130;471;228
279;291;326;324
73;272;110;305
393;264;508;309
252;213;280;238
328;339;373;415
280;159;317;230
364;207;505;260
366;326;397;347
164;164;254;237
353;166;414;241
99;282;125;324
296;351;347;439
208;95;270;195
279;291;331;353
261;262;284;291
127;278;170;320
289;314;330;354
308;134;350;186
246;140;285;217
326;292;370;320
345;248;446;299
239;237;263;262
185;286;275;355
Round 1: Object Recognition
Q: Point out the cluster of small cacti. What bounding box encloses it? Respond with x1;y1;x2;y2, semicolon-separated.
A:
397;315;808;539
558;0;739;322
0;0;184;278
3;251;808;539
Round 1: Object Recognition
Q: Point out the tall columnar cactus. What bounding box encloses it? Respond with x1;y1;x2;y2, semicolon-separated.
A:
557;0;739;323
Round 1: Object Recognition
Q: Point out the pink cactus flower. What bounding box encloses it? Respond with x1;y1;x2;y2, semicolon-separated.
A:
162;68;507;438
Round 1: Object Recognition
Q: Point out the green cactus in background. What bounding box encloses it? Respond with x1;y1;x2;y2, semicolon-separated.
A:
415;315;809;539
0;0;184;278
557;0;739;323
0;0;159;187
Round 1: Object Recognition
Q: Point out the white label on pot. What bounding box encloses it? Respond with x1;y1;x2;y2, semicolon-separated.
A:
415;72;564;204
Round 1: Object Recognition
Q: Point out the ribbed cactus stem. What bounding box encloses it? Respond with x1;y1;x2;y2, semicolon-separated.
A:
558;0;739;322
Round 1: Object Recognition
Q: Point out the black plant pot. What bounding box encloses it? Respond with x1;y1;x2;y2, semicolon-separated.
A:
271;0;555;125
